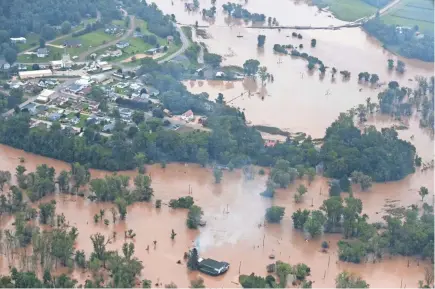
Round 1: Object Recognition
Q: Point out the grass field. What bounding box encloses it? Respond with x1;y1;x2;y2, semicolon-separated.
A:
381;0;434;32
17;47;64;63
321;0;378;21
51;29;119;56
99;19;177;63
17;18;98;52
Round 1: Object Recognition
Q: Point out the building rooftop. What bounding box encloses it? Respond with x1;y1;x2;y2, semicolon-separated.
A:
37;48;48;54
40;89;55;98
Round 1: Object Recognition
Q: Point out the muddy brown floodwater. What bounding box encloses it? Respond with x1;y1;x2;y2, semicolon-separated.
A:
0;0;433;287
0;144;433;287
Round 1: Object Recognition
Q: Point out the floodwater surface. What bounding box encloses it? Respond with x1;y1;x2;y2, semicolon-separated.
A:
0;145;432;287
0;0;433;287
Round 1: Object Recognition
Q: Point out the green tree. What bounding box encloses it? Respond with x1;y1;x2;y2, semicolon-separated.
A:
133;174;154;202
396;60;405;73
310;38;316;47
71;163;90;193
132;111;145;125
276;261;292;287
257;35;266;47
306;167;316;185
239;273;267;288
57;170;70;193
243;59;260;76
4;48;17;65
321;196;343;230
304;210;326;237
203;52;222;68
0;171;11;191
213;168;223;183
134;153;147;174
39;200;56;225
187;205;203;229
419;186;429;201
61;21;72;34
369;74;379;84
196;148;209;167
293;263;311;280
329;180;341;196
265;206;285;223
15;165;27;189
342;197;362;238
292;209;310;229
387;59;394;70
115;197;128;220
258;66;268;86
336;271;369;288
187;248;200;270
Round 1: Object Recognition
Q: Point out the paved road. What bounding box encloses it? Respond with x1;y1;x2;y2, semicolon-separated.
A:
78;14;136;61
157;25;190;64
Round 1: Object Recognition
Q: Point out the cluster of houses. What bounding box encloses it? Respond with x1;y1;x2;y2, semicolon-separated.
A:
105;24;125;35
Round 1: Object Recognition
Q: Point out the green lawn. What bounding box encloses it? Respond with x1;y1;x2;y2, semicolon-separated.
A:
98;19;177;63
17;18;98;53
322;0;378;21
17;47;64;63
16;33;40;52
381;0;434;33
52;29;119;55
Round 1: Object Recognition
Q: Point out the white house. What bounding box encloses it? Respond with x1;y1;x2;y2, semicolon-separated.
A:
37;48;49;58
116;41;130;49
10;37;26;44
181;110;194;122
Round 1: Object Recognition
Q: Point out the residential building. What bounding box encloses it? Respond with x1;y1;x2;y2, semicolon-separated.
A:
145;47;162;55
37;48;49;58
111;50;123;57
10;37;27;44
50;60;64;70
215;71;225;78
63;39;82;48
181;110;194;122
103;122;115;132
36;89;55;103
67;83;85;94
116;41;130;49
48;112;62;121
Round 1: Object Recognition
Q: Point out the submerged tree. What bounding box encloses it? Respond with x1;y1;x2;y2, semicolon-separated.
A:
265;206;285;223
335;271;369;288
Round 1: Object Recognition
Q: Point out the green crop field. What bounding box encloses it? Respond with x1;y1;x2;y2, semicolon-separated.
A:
382;0;434;32
320;0;378;21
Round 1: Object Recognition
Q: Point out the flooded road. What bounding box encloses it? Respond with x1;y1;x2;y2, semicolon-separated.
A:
0;144;432;287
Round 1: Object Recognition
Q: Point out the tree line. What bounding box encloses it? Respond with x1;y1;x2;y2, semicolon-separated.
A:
363;18;434;62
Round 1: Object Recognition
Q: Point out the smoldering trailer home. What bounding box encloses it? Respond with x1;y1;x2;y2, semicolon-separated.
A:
189;248;230;276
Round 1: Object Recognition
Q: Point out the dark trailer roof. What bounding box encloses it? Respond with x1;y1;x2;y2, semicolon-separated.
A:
200;258;227;269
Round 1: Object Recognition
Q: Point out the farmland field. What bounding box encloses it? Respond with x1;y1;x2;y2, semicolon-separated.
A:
382;0;434;32
317;0;378;21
